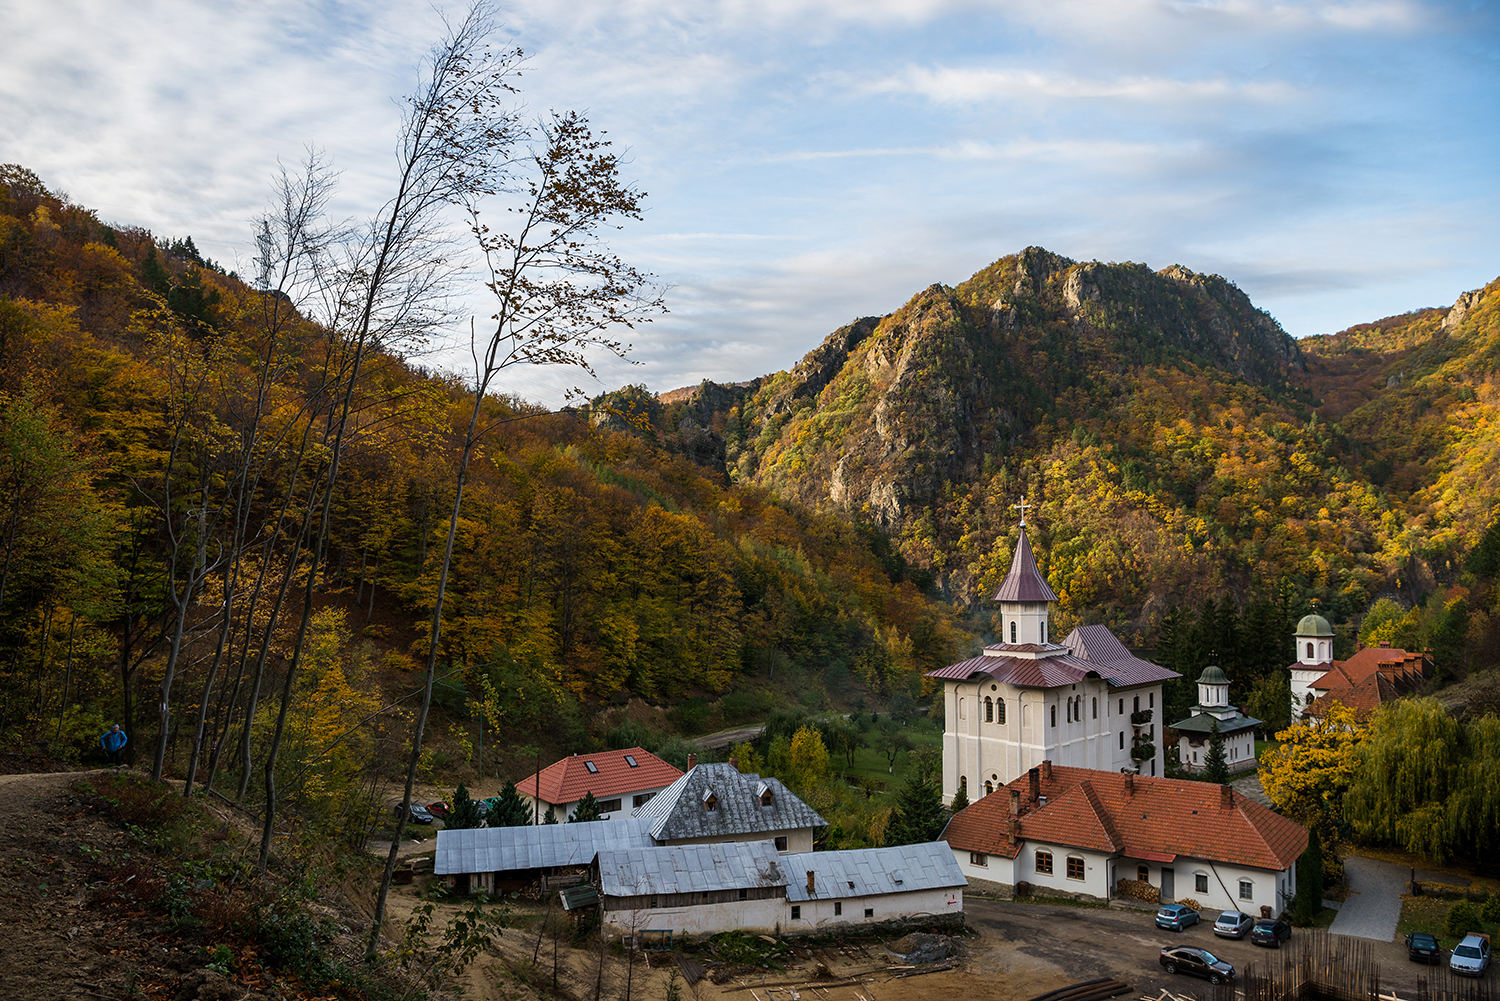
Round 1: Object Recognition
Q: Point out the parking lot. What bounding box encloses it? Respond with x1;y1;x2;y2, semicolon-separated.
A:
964;898;1442;997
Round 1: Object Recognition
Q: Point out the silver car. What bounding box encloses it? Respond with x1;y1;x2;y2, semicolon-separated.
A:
1213;910;1254;939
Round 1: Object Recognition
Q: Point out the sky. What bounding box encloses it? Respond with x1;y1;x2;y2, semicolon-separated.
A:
2;0;1497;407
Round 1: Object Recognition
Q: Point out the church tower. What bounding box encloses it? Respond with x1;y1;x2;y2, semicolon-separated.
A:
1288;613;1334;719
993;506;1058;647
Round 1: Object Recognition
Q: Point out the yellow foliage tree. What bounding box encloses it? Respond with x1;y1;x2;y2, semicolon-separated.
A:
1258;701;1363;822
787;725;830;789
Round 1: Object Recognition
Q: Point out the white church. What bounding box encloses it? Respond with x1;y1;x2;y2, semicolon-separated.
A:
926;510;1180;806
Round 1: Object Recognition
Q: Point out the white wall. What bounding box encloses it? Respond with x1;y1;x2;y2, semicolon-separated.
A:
601;897;786;940
943;678;1165;804
1178;729;1257;774
1167;857;1297;916
788;887;962;930
520;785;671;825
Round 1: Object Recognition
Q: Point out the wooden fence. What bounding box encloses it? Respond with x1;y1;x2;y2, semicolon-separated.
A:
1209;931;1492;1001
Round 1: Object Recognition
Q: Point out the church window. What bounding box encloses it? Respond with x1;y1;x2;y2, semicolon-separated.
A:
1118;699;1124;715
1119;731;1125;750
1307;642;1314;658
1306;693;1316;705
996;699;1006;725
1010;621;1017;644
985;698;993;722
1149;693;1154;708
960;776;968;794
1066;700;1072;723
959;698;966;720
1092;697;1098;719
985;780;994;795
1133;696;1140;713
1042;621;1047;643
1050;705;1056;728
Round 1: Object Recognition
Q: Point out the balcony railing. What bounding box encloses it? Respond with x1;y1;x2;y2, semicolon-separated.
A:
1130;709;1153;726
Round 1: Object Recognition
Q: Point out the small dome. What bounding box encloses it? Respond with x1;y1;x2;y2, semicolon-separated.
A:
1197;665;1229;685
1296;614;1333;637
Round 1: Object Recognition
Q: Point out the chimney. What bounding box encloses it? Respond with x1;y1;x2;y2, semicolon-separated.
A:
1028;767;1040;803
1379;641;1391;649
1041;759;1052;781
1124;772;1134;795
1009;788;1021;816
1221;785;1234;810
806;870;815;894
687;752;698;770
728;756;739;771
1007;818;1020;846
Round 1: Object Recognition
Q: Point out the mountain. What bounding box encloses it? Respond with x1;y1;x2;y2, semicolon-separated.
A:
642;248;1498;643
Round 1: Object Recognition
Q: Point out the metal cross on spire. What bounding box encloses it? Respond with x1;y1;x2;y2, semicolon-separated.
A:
1013;496;1029;527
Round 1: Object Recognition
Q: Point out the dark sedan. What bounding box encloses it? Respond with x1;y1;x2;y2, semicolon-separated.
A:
1250;918;1292;947
1160;947;1236;985
1406;932;1443;964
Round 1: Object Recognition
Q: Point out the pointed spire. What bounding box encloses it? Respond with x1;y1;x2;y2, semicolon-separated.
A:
993;527;1059;603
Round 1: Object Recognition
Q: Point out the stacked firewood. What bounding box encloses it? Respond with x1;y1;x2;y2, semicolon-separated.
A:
1115;878;1160;903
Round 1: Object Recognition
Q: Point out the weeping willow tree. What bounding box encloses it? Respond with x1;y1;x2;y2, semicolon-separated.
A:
1345;698;1500;863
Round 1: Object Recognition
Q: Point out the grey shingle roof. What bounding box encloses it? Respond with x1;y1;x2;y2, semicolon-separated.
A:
1170;709;1262;734
782;842;967;902
433;817;655;875
597;841;786;897
635;763;827;841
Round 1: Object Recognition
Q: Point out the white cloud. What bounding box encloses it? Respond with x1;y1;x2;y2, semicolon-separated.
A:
865;66;1302;104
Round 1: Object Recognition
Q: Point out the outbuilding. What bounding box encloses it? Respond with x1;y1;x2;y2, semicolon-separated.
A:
782;842;965;931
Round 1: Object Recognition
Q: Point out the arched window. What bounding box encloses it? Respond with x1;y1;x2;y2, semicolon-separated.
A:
1041;621;1047;643
996;699;1006;725
1307;642;1314;658
1092;697;1098;719
985;780;994;795
1066;699;1072;723
1133;696;1140;713
1010;621;1017;644
960;776;968;794
984;697;993;723
959;698;966;720
1050;704;1057;728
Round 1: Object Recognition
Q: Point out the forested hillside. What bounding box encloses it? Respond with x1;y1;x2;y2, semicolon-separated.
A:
641;249;1500;670
0;164;965;800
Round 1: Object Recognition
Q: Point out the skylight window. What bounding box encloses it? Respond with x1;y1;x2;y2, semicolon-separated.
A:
584;761;598;774
624;755;638;768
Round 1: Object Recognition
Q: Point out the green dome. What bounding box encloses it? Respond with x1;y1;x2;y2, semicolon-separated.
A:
1296;613;1334;637
1197;665;1229;685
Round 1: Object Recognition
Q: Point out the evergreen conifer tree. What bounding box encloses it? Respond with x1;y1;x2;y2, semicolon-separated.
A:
543;805;557;824
490;780;531;827
1204;718;1229;785
885;773;948;845
948;784;969;815
568;790;603;823
1295;826;1324;924
448;781;483;829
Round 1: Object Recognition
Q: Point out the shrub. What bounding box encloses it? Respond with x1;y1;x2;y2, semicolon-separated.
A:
1446;900;1478;940
1481;892;1500;924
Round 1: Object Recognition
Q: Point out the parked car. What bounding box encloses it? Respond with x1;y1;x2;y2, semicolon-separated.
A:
1160;947;1235;984
1450;933;1491;977
1213;910;1255;939
1156;903;1201;932
425;801;450;818
1406;932;1443;964
1250;918;1292;947
393;802;435;824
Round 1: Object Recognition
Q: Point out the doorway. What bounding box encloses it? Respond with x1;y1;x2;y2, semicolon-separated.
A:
1160;867;1175;902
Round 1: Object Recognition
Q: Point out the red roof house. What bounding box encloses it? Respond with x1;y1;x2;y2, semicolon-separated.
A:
942;762;1307;916
516;747;683;824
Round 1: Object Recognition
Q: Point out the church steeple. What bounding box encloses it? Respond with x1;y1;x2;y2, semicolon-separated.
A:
993;499;1057;646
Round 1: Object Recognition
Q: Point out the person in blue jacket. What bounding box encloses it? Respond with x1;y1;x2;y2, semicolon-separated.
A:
100;724;127;766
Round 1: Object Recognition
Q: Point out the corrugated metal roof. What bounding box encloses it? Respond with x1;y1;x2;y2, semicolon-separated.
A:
783;842;967;902
433;817;655;875
635;763;826;841
597;841;786;896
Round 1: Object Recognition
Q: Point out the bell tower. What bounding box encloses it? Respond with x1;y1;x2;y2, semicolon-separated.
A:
993;498;1057;646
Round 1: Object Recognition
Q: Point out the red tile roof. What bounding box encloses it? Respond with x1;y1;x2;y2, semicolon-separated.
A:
1306;645;1428;719
517;747;683;806
993;529;1059;603
943;765;1307;872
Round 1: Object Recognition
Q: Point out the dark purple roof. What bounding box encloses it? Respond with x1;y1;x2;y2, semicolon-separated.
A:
1064;625;1180;687
926;650;1122;688
992;529;1059;603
